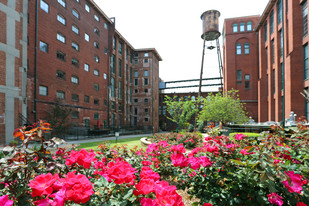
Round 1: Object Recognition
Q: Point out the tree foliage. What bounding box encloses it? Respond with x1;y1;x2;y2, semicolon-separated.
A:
45;99;72;137
198;90;248;125
164;95;199;129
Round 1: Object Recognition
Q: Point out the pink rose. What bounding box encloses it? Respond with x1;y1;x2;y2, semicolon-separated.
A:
267;193;284;206
282;171;304;193
0;195;14;206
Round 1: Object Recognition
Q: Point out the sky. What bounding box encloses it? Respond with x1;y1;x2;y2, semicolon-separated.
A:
93;0;270;92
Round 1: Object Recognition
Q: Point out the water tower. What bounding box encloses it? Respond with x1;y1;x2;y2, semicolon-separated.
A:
198;10;223;96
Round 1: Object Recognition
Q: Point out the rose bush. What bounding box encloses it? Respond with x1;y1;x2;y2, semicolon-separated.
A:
0;120;308;205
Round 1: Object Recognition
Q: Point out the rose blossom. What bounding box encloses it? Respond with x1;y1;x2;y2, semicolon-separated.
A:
134;179;155;196
171;153;189;168
282;171;304;193
28;173;59;197
107;159;137;184
267;193;284;206
0;195;14;206
140;167;160;181
65;149;97;169
235;133;244;140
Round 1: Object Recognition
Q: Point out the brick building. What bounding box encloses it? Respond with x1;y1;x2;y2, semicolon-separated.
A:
0;0;161;145
222;15;260;121
0;0;28;144
223;0;309;123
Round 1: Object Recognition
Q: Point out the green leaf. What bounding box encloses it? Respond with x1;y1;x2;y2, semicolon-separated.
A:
230;159;246;166
123;189;133;200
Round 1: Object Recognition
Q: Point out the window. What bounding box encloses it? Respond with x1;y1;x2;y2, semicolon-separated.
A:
303;1;308;37
119;82;122;99
144;59;149;63
104;22;108;29
304;44;308;80
144;70;148;76
71;58;79;67
85;33;89;42
240;23;245;32
237;70;242;84
56;90;65;99
144;53;149;57
144;98;148;103
57;14;66;25
94;14;99;21
113;37;116;50
84;63;89;72
111;54;115;73
264;21;268;42
130;68;133;83
57;51;66;61
39;85;48;96
57;33;65;43
94;99;99;105
72;9;79;19
71;75;79;84
119;42;123;55
94;41;99;48
40;0;49;13
72;25;79;34
71;111;79;119
94;55;99;63
280;30;284;57
134;99;138;103
85;4;90;12
144;78;148;85
134;71;138;77
118;103;122;111
84;95;89;103
272;39;275;64
111;101;115;110
236;43;242;55
118;59;122;77
56;70;65;80
72;42;79;51
134;89;138;93
270;10;274;34
94;83;99;91
94;113;99;120
245;74;251;89
57;0;66;7
144;118;149;122
111;77;115;97
104;48;108;55
39;41;48;53
134;108;138;115
273;70;276;94
145;108;149;113
246;22;252;31
144;89;148;93
134;79;138;86
233;24;238;32
134;59;138;64
94;28;100;35
266;47;269;70
72;94;79;101
278;0;283;24
244;43;250;54
104;73;107;79
94;69;99;76
104;100;107;106
134;53;139;58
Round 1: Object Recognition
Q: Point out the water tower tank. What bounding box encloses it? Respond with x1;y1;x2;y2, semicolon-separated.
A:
201;10;221;41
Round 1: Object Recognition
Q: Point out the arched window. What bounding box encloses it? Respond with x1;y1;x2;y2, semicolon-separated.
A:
244;43;250;54
233;24;238;32
240;23;245;32
247;22;252;31
236;43;242;55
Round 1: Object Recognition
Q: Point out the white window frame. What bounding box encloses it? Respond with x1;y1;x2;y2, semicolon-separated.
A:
71;76;79;84
39;41;48;53
84;63;89;72
57;33;66;43
94;69;99;76
72;42;79;51
39;85;48;96
85;33;89;42
94;14;100;22
72;25;79;34
57;0;66;7
57;14;66;25
40;0;49;13
56;91;65;99
72;9;79;19
85;4;90;12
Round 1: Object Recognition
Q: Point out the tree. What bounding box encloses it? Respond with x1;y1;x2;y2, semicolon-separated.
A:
198;90;248;127
45;99;72;137
164;95;199;130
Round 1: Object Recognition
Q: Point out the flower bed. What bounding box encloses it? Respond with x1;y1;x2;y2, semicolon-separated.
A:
0;121;308;205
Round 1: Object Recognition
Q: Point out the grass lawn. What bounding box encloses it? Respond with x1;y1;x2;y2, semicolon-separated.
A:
77;136;147;150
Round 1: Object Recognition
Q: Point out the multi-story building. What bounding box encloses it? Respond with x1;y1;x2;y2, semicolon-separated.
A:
0;0;161;145
223;0;309;123
222;15;260;121
0;0;28;144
